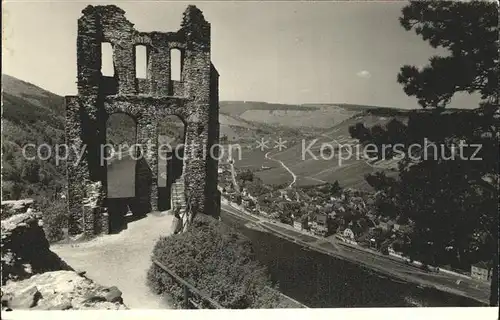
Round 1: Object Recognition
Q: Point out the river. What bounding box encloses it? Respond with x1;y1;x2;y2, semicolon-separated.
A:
220;211;486;308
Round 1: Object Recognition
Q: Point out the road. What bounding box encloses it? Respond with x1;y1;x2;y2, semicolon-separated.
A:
228;158;240;192
265;151;297;188
220;201;490;305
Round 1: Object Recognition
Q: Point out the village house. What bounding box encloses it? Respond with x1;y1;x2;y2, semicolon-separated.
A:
279;190;287;199
340;228;358;245
312;213;328;236
471;261;492;282
241;196;253;208
293;220;302;230
343;228;355;240
378;220;394;232
241;188;249;197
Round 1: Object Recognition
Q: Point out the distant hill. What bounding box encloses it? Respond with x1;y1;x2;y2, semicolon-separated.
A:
219;101;409;130
220;101;317;117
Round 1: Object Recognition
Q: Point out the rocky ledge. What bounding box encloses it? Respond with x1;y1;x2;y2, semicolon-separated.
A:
1;199;35;219
2;271;126;310
1;212;73;285
1;209;127;310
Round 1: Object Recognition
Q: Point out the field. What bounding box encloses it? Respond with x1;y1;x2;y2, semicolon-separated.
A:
230;111;407;190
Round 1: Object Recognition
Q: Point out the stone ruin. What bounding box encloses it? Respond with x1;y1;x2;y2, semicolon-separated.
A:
65;4;220;236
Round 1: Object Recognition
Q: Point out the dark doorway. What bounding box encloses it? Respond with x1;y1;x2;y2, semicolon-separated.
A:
157;116;186;211
105;113;140;233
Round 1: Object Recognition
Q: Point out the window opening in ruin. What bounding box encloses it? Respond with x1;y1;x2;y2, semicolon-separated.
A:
135;45;147;79
101;42;114;76
171;48;182;81
106;113;137;199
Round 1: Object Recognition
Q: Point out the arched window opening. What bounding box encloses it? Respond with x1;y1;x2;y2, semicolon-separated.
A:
170;48;182;81
135;45;147;79
106;113;137;199
101;42;114;76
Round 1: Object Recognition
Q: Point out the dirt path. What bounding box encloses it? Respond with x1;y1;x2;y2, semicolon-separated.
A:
51;211;175;309
265;151;297;188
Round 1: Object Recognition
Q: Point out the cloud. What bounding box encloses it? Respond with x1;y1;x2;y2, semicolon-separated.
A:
356;70;371;79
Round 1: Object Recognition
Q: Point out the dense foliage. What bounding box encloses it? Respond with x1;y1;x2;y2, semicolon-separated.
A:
2;95;65;201
350;0;498;305
1;76;69;241
37;197;69;243
147;214;286;309
397;0;499;108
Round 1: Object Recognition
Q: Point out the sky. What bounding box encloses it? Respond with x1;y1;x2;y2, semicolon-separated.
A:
3;0;480;109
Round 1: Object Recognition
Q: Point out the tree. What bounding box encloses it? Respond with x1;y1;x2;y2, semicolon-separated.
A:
300;215;309;230
397;0;499;306
237;170;254;183
246;177;266;197
385;119;407;145
397;0;499;109
21;161;41;183
281;202;301;223
326;217;339;237
348;122;372;143
235;194;242;205
365;172;397;191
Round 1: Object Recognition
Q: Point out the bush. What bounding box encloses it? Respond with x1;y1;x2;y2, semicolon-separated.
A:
38;198;68;243
1;206;17;220
147;214;284;309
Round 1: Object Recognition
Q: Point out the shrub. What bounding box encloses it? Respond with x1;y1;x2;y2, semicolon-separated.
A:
1;206;17;220
37;198;68;243
147;214;284;309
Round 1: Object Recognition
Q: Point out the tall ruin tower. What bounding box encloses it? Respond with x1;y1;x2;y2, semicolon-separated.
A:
65;5;220;235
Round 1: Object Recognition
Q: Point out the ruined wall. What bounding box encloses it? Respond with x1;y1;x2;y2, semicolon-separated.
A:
65;4;220;235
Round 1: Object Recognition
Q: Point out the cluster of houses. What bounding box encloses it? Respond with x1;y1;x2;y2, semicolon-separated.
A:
470;261;493;282
218;164;495;282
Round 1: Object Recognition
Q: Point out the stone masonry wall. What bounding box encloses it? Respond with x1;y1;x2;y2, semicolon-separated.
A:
65;4;220;235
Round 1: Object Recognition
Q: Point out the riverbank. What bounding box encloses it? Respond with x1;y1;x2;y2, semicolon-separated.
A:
220;199;490;306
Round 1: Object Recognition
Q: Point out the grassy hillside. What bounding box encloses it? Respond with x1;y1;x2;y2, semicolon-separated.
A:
220;101;363;129
233;110;410;191
220;101;318;117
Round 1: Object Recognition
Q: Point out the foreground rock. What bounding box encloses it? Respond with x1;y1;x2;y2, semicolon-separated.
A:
1;199;35;219
1;212;73;285
1;211;128;310
2;271;127;310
